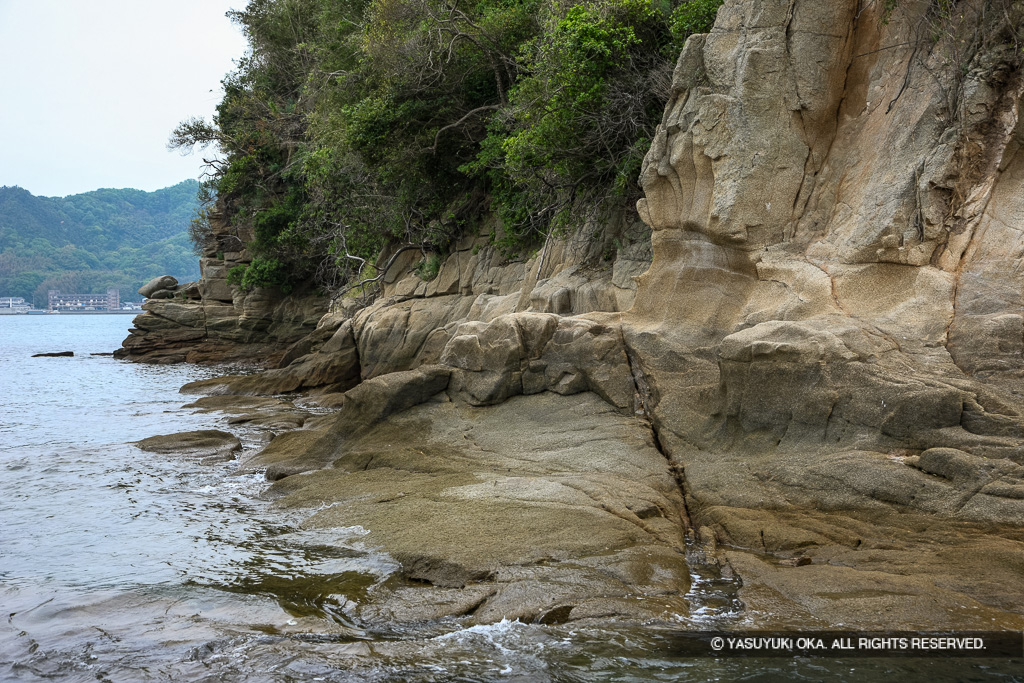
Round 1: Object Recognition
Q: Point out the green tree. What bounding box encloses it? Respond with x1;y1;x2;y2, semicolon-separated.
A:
171;0;724;294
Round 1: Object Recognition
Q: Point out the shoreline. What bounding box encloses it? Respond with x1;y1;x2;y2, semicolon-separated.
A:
1;310;140;316
172;361;1024;634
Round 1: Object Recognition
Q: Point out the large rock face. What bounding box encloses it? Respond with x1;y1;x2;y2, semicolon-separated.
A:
622;0;1024;627
163;0;1024;629
254;390;692;624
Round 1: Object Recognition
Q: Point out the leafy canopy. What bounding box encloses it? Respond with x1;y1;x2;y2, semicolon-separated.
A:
173;0;722;292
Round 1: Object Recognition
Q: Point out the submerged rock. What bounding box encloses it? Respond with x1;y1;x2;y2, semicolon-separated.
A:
134;429;241;463
31;351;73;357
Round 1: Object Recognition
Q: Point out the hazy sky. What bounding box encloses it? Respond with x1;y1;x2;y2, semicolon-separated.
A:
0;1;248;197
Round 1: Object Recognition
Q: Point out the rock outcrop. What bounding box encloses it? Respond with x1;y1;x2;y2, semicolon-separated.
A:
114;209;329;365
117;198;650;367
138;275;178;298
134;429;242;464
620;0;1024;628
143;0;1024;630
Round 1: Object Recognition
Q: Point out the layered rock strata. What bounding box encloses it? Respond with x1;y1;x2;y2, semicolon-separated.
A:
623;0;1024;627
151;0;1024;629
114;209;329;364
117;201;649;366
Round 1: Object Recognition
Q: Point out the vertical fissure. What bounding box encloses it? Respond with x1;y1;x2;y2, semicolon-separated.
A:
621;335;694;533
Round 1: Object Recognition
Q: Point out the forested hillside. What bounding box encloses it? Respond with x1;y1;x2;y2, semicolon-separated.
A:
0;180;201;306
175;0;721;294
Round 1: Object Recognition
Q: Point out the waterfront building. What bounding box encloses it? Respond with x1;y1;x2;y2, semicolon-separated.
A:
0;296;32;314
48;288;120;312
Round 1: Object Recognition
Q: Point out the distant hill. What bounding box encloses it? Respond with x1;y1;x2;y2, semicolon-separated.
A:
0;180;201;307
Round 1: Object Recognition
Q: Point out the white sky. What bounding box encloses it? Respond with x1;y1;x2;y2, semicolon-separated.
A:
0;0;248;197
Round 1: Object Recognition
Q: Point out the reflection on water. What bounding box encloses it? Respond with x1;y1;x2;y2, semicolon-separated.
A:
1;316;1021;681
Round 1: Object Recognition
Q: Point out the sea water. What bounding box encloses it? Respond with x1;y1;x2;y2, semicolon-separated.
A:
0;315;1019;681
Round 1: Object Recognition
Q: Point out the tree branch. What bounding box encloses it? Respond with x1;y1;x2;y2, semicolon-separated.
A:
428;105;501;153
331;243;429;301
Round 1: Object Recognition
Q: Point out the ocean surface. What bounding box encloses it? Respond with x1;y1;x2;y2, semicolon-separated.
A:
0;314;1020;682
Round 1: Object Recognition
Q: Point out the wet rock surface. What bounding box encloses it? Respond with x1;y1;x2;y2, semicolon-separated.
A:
250;391;691;624
182;395;314;434
134;429;242;464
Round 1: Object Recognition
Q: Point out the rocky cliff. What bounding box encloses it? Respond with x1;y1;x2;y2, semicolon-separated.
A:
127;0;1024;630
114;207;328;364
115;195;652;368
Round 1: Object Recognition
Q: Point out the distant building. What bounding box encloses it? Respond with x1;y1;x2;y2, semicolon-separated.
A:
0;296;32;314
48;288;120;312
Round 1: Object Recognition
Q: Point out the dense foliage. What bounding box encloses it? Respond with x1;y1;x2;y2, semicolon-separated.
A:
0;181;200;307
175;0;722;292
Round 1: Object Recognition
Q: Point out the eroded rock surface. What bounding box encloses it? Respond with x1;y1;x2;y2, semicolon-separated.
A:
182;395;314;433
114;209;328;365
620;0;1024;628
248;391;691;624
117;195;650;368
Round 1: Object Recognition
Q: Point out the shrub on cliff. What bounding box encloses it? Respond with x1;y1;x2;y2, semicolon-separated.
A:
172;0;724;294
465;0;680;252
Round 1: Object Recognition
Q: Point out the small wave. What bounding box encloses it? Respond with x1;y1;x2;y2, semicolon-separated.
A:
433;618;541;654
192;473;270;497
